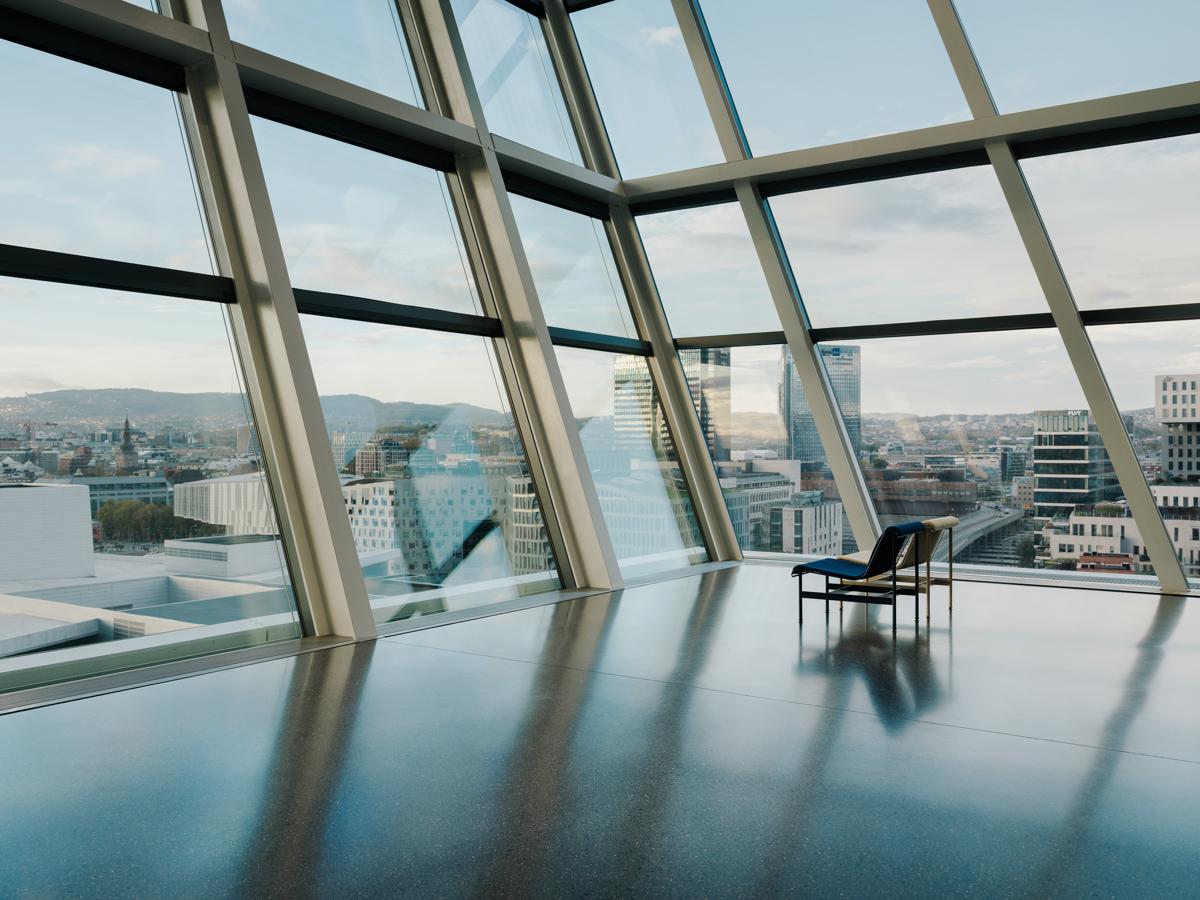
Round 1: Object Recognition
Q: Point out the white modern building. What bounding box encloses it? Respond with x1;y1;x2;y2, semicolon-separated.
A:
0;483;94;582
163;535;286;578
1156;372;1200;481
174;473;278;535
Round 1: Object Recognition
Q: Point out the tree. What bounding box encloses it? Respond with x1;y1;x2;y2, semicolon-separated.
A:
1015;535;1036;568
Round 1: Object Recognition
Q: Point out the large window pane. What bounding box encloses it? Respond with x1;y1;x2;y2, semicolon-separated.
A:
225;0;423;107
572;0;723;177
1088;321;1200;584
830;329;1153;583
1022;134;1200;311
253;118;481;314
451;0;581;164
771;167;1046;328
301;317;560;623
955;0;1200;113
698;0;968;156
638;204;780;337
556;348;708;579
682;346;859;556
0;42;212;271
0;279;299;692
509;196;636;336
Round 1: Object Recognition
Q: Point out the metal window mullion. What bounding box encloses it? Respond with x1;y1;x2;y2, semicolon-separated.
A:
737;182;881;547
540;0;740;561
987;142;1188;594
605;207;742;561
670;0;881;549
929;0;1189;593
167;0;377;638
399;0;622;590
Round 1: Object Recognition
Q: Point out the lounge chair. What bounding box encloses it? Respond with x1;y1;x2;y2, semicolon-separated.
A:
791;521;927;633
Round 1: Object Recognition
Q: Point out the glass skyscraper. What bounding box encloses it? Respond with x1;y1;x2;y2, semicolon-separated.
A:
779;345;861;466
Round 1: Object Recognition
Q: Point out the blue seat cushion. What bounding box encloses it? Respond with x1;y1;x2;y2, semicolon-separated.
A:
791;557;869;579
894;520;927;536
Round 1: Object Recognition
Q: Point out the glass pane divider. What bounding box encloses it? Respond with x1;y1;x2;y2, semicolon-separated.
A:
169;0;379;638
401;0;624;591
931;0;1190;592
540;0;740;562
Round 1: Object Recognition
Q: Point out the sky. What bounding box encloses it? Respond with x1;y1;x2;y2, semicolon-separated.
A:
1;1;1198;420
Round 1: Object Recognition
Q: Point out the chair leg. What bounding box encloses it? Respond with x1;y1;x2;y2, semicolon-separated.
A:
892;567;897;635
949;528;954;612
798;576;803;625
824;576;829;618
914;534;920;633
926;557;932;623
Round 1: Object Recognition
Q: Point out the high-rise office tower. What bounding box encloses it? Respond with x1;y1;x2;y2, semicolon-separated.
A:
779;345;861;464
1156;372;1200;482
612;350;731;461
1032;409;1121;521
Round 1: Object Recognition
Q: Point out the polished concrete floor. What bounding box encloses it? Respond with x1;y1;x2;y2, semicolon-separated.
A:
1;564;1197;898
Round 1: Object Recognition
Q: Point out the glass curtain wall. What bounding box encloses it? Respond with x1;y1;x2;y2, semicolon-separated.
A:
637;203;860;554
555;349;708;580
0;43;301;691
253;119;562;624
507;196;711;578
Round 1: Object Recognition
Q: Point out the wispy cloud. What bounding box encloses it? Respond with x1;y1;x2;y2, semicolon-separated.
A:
641;25;681;46
49;144;164;181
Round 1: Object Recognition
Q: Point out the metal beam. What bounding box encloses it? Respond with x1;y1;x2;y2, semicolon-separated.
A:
811;312;1057;343
0;0;210;86
546;326;651;355
166;0;378;639
400;0;622;591
927;0;1190;594
542;0;741;562
668;0;881;549
293;289;502;337
0;244;234;303
623;80;1200;210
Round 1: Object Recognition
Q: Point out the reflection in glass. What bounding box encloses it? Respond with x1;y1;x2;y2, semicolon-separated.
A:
509;196;636;336
771;166;1045;328
572;0;723;177
0;41;212;271
828;330;1150;581
955;0;1200;113
1088;322;1200;584
301;317;560;623
225;0;423;107
638;204;780;337
253;118;481;314
0;279;299;691
451;0;581;163
1022;134;1200;311
698;0;968;155
682;346;859;556
556;348;708;579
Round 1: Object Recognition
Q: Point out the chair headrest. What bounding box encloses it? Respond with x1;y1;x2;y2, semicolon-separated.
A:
922;516;960;531
892;520;927;536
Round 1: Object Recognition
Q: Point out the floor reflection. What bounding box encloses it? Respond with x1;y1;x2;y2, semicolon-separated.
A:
1028;594;1186;898
238;642;376;898
798;604;946;730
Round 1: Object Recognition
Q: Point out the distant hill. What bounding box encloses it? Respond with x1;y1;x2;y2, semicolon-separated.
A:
0;389;509;431
317;394;509;431
0;389;250;426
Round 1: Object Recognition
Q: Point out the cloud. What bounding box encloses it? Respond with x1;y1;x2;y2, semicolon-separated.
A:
641;25;682;46
49;145;165;181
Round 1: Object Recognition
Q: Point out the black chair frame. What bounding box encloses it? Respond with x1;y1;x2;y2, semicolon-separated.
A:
792;527;925;635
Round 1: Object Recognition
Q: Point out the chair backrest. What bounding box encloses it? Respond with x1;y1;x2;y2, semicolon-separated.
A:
861;521;925;579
